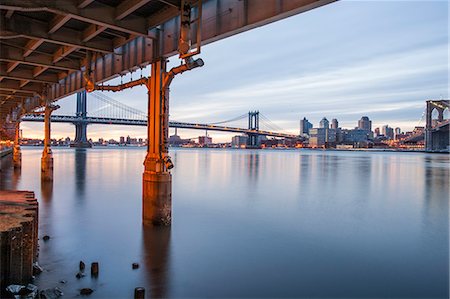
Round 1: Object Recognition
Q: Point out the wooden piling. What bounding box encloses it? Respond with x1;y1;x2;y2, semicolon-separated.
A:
0;191;39;295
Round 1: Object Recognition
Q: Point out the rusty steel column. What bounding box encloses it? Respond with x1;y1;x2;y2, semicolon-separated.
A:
41;103;57;181
142;59;172;226
13;122;21;168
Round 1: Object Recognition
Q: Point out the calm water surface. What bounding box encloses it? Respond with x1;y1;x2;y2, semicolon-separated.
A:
1;148;448;298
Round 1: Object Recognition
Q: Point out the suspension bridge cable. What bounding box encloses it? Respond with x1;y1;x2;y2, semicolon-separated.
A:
208;113;248;125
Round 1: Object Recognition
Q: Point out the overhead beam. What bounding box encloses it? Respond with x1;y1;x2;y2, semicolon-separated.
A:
0;84;42;95
48;14;72;34
78;0;96;9
33;67;49;78
0;14;114;54
0;68;59;84
116;0;152;20
0;1;150;37
19;80;30;88
0;45;81;71
82;24;107;42
23;39;45;57
6;61;20;73
53;46;78;63
5;10;13;18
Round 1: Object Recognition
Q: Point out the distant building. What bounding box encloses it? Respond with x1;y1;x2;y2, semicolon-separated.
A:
394;127;402;140
231;135;248;148
358;116;372;132
331;118;339;129
119;136;125;144
199;136;212;146
299;117;313;136
374;128;380;137
309;128;336;147
319;117;329;129
382;125;394;139
344;129;369;144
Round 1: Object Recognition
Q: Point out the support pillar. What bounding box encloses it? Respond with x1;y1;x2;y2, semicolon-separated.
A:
13;122;21;168
143;59;172;226
41;103;57;181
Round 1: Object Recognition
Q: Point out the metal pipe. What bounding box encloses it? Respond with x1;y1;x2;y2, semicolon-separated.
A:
94;77;148;92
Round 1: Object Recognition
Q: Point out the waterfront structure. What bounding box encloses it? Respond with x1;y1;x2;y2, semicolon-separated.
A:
299;117;313;136
199;136;212;146
232;136;248;148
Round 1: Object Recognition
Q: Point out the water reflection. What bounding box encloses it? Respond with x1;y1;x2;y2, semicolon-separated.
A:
40;180;53;203
74;149;87;197
142;227;171;298
247;152;259;186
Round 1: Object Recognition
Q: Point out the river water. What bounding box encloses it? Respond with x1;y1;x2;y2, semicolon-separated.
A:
1;148;448;298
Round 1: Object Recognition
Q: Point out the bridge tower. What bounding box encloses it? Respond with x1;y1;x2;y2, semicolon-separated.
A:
72;91;91;148
425;100;449;151
247;111;260;149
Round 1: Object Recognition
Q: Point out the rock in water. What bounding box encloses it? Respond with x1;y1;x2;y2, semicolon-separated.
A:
80;288;94;295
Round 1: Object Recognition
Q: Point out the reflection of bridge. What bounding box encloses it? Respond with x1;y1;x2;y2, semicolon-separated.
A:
22;91;297;147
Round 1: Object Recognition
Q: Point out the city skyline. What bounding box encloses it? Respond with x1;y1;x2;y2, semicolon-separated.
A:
19;0;448;142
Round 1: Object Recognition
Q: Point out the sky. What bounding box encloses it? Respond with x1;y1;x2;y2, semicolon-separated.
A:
21;0;449;142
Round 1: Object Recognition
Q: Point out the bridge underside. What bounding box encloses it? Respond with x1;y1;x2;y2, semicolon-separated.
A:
0;0;336;125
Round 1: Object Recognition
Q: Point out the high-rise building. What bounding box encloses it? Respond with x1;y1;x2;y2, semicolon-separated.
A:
374;128;380;137
299;117;313;136
394;127;401;139
381;125;394;139
119;136;125;144
358;116;372;132
319;117;329;129
331;118;339;129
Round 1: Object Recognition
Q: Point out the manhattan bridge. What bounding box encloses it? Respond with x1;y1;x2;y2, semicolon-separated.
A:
22;90;297;148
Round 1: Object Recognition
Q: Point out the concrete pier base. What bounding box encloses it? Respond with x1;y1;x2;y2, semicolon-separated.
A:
142;172;172;226
41;154;53;181
13;146;21;168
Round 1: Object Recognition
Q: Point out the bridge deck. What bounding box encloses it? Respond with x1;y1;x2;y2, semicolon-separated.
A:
22;114;298;139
